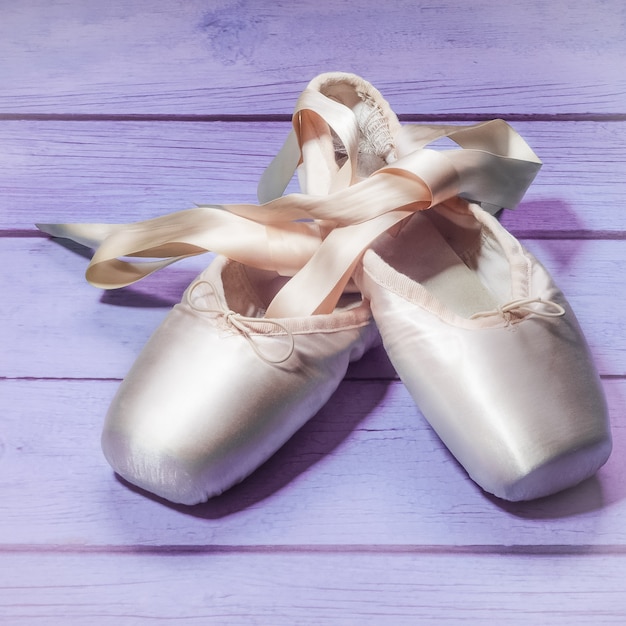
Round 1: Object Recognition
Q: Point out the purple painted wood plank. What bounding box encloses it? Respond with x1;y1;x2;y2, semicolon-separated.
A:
0;2;622;620
0;121;293;230
1;237;622;379
1;1;624;115
2;551;626;624
1;121;625;232
0;379;623;547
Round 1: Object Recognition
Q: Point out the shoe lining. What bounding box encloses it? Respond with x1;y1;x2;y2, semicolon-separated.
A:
299;81;396;195
231;262;362;318
372;209;499;318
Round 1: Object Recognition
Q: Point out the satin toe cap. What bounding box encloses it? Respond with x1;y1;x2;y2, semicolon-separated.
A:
99;329;342;506
101;428;213;505
390;312;612;502
483;432;612;502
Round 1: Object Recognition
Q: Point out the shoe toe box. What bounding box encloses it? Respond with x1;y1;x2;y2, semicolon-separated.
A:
381;301;612;501
100;303;374;504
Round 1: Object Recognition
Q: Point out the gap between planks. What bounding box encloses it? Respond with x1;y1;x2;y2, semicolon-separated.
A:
3;374;625;382
3;543;626;556
1;113;626;123
5;229;626;241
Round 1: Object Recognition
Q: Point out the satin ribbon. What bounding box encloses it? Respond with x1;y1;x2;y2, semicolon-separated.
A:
37;92;541;318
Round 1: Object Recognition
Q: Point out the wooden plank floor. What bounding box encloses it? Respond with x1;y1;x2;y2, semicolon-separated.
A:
1;1;625;623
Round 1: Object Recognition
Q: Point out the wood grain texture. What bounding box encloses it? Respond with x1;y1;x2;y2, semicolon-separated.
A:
1;1;624;622
0;379;624;548
1;0;624;115
1;120;625;232
2;551;626;625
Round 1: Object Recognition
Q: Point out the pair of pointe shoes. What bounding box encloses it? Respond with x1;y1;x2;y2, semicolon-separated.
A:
38;72;611;505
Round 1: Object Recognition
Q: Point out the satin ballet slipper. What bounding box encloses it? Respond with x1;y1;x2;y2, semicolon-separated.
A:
354;198;611;501
101;255;379;504
39;72;586;504
36;72;399;504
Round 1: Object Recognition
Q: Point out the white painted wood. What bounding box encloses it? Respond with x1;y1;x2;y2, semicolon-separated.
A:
0;379;623;548
1;120;625;232
1;0;624;115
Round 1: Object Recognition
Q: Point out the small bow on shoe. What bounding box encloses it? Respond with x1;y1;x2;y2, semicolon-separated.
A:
469;297;566;321
187;280;295;364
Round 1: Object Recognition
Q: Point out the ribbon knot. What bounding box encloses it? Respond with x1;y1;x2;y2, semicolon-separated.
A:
187;281;296;365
